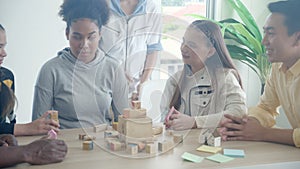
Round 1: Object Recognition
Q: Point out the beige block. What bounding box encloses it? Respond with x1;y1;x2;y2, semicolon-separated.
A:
50;111;59;122
110;141;122;151
79;134;86;140
146;143;156;154
152;126;163;135
126;143;138;155
93;124;108;132
104;130;119;138
112;122;118;131
123;108;147;118
118;116;152;139
132;100;141;109
83;135;96;141
158;140;173;152
82;141;93;150
173;134;183;143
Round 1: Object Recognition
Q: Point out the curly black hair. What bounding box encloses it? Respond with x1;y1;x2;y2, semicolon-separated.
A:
58;0;109;31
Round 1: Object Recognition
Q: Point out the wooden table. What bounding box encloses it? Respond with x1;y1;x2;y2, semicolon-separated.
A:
10;128;300;169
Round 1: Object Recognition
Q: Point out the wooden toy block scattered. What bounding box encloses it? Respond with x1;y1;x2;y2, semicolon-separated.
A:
173;134;183;143
158;140;173;152
104;130;119;138
123;108;147;118
112;122;118;131
79;134;86;140
118;116;152;138
93;124;108;132
165;129;174;136
207;136;221;147
83;135;96;141
152;126;163;135
110;141;122;151
82;141;93;150
126;143;138;155
50;111;59;122
132;100;141;109
146;143;156;154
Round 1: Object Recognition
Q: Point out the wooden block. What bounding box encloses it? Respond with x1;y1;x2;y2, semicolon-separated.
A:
112;122;118;131
207;136;221;147
83;135;96;141
110;141;122;151
126;143;138;155
82;141;93;150
146;143;156;154
118;116;152;139
79;134;86;140
104;130;119;138
165;129;174;136
50;111;59;122
123;108;147;118
173;134;183;143
152;126;163;135
158;140;173;152
93;124;108;132
132;100;141;109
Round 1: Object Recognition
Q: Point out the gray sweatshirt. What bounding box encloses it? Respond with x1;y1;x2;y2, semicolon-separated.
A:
32;48;129;129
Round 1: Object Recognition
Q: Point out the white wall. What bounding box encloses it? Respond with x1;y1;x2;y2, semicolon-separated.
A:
0;0;68;123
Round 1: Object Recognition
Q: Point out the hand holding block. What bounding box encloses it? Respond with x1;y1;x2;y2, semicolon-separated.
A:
165;106;175;128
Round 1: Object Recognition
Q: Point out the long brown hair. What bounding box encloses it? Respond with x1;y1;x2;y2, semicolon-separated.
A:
0;82;16;120
169;20;243;109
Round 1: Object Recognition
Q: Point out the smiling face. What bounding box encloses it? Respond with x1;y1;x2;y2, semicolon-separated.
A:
180;26;215;73
66;18;101;63
262;13;300;66
0;30;7;67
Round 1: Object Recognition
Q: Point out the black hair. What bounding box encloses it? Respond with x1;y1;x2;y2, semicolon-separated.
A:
0;24;5;31
58;0;110;31
0;82;15;120
268;0;300;35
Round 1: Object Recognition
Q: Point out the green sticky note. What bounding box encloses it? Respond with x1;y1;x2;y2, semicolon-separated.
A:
223;149;245;158
206;153;234;163
181;152;204;163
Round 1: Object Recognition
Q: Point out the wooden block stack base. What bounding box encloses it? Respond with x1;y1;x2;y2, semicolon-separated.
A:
158;140;173;152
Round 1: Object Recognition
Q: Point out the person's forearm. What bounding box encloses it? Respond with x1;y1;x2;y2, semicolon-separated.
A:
14;124;31;136
263;128;294;146
140;51;158;83
0;146;26;167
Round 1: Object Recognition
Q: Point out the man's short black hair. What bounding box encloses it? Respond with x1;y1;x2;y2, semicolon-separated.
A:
268;0;300;35
58;0;109;31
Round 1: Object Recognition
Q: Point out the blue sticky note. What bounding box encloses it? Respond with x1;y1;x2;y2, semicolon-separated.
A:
223;149;245;158
181;152;204;163
206;153;234;163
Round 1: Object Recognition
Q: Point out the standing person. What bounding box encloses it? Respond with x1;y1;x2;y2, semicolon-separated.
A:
0;134;68;167
0;24;59;136
219;0;300;148
32;0;129;129
99;0;163;100
161;20;247;130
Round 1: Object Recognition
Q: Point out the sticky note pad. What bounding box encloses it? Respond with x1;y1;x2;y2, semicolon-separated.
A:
181;152;204;163
196;145;222;153
223;149;245;158
206;153;234;163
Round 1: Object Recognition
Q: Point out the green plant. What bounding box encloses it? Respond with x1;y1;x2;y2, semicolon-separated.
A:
187;0;271;91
